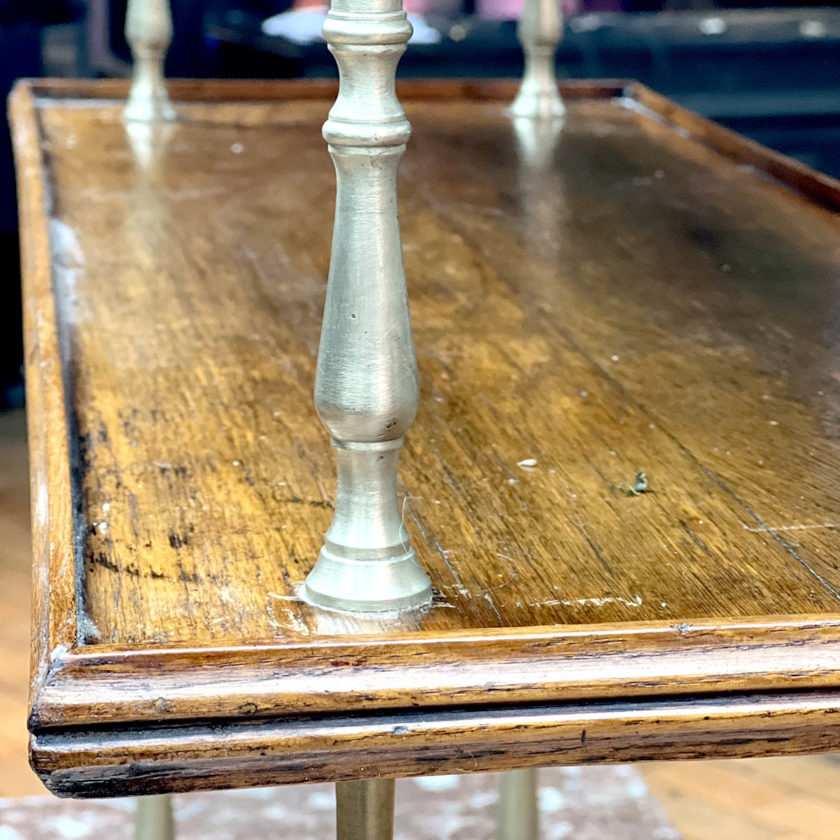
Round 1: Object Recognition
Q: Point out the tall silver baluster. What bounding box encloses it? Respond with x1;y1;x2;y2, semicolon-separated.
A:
510;0;564;118
124;0;176;122
301;0;433;613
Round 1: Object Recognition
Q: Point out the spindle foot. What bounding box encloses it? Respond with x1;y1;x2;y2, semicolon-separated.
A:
302;549;431;613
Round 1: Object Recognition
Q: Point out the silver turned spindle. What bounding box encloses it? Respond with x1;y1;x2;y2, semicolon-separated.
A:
134;794;175;840
496;768;539;840
510;0;564;118
301;0;433;613
124;0;176;122
337;779;395;840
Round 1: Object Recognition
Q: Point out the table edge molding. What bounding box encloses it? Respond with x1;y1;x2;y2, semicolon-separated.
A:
31;687;840;797
29;616;840;730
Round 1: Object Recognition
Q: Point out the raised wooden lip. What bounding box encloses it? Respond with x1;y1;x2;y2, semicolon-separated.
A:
21;76;625;102
12;77;840;740
19;76;840;212
29;617;840;731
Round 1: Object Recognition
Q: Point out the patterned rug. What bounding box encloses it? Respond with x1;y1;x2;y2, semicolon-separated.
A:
0;765;681;839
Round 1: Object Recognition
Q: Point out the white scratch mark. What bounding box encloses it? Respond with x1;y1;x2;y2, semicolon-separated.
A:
743;522;840;533
543;594;643;608
35;480;48;529
266;594;309;635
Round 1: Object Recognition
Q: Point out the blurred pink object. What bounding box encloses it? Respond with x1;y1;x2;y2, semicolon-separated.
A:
476;0;579;19
264;3;441;43
280;0;579;22
284;0;442;13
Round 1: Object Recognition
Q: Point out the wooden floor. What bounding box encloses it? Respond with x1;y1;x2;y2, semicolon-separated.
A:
0;408;41;797
1;406;839;835
645;756;840;840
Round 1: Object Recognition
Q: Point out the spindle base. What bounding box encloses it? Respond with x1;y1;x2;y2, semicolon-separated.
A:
301;547;432;613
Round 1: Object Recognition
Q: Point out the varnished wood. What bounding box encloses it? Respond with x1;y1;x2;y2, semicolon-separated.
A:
11;78;840;796
29;690;840;797
5;409;840;829
27;619;840;728
11;81;78;715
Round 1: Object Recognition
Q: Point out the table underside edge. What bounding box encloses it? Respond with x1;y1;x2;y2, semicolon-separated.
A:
30;687;840;797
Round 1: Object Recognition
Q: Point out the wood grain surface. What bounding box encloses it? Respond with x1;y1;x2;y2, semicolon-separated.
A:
11;78;840;795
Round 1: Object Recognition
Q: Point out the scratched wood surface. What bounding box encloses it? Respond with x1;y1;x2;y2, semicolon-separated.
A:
12;79;840;795
30;88;840;644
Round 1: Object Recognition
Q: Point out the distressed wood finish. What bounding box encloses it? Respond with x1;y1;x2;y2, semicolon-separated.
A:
30;691;840;797
11;78;840;797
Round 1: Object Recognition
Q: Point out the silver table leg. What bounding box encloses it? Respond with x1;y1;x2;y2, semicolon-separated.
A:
496;768;539;840
134;794;175;840
336;778;395;840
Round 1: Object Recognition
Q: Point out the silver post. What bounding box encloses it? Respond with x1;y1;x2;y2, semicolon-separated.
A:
336;779;395;840
124;0;176;122
510;0;564;118
134;794;175;840
301;0;433;613
496;768;539;840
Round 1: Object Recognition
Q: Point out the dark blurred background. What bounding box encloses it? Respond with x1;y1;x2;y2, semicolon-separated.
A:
4;0;840;406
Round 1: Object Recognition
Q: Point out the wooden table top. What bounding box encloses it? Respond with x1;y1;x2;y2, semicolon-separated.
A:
12;78;840;797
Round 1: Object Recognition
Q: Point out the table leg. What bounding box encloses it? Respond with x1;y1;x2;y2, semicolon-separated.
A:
134;794;175;840
336;779;396;840
496;768;539;840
